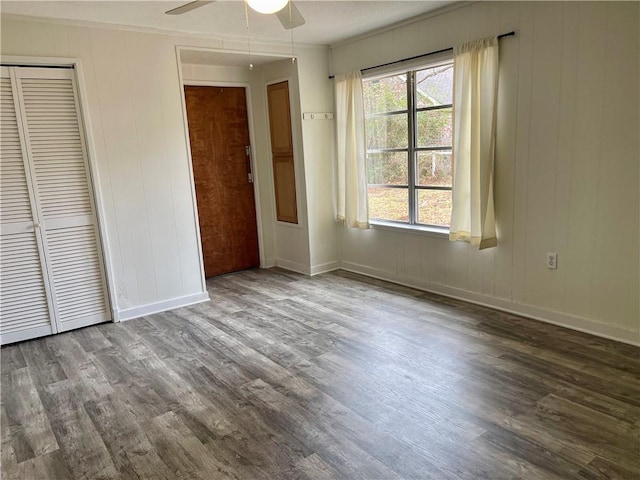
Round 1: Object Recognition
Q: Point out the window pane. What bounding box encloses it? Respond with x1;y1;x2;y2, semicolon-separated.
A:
416;108;452;147
363;74;408;114
366;113;408;149
417;151;452;187
417;189;452;227
368;187;409;222
416;63;453;108
367;152;408;185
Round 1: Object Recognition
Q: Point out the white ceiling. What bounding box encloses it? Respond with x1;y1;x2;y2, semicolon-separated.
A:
0;1;457;46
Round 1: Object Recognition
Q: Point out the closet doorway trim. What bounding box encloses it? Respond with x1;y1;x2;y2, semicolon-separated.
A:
1;55;117;322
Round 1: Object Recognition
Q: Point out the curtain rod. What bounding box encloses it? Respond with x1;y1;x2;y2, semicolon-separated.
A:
0;64;73;69
328;31;515;79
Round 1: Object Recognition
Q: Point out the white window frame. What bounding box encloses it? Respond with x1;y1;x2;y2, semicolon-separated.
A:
363;56;453;236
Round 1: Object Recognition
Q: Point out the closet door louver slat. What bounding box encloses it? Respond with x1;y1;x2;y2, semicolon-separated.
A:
17;68;110;333
20;75;92;221
0;70;56;344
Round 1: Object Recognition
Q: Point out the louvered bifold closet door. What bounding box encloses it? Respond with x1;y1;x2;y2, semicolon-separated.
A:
15;67;111;334
0;67;56;344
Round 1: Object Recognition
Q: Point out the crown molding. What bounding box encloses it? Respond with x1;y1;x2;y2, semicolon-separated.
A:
0;13;328;51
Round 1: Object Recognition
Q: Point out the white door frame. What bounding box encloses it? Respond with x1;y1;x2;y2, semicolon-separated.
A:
180;79;267;270
175;45;290;274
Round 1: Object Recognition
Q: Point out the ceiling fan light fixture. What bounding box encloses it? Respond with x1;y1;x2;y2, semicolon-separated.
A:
247;0;288;15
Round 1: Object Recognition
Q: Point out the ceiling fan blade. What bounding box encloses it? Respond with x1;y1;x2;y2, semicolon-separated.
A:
275;1;305;30
165;0;215;15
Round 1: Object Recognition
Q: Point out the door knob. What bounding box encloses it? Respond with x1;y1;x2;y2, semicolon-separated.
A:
33;222;41;228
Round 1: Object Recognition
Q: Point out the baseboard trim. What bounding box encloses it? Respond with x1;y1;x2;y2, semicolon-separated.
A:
1;324;54;346
274;259;340;276
340;261;639;346
275;258;311;275
60;312;111;332
115;292;210;322
310;261;340;276
261;259;277;269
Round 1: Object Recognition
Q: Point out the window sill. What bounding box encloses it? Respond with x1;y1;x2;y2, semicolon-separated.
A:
369;220;449;238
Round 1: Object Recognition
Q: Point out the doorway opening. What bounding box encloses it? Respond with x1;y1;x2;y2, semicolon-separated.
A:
184;86;260;278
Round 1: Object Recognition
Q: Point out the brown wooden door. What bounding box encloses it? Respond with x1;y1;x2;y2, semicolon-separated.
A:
184;86;260;278
267;81;298;223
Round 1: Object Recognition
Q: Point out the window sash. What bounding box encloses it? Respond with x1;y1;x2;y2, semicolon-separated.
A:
365;109;408;118
416;104;452;113
365;65;453;228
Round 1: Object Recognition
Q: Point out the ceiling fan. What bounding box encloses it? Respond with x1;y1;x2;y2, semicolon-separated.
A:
165;0;306;30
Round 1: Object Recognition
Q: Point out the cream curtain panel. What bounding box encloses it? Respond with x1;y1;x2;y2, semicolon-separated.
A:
335;71;369;229
450;36;499;249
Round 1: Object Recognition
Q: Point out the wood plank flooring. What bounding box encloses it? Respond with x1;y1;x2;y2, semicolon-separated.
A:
1;268;639;479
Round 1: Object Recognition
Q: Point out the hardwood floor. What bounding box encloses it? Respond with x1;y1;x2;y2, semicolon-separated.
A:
1;268;639;479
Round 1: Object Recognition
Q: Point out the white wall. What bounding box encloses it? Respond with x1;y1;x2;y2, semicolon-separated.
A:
259;58;313;273
330;1;639;344
296;49;340;274
182;63;253;84
0;17;211;318
0;16;324;318
0;14;337;322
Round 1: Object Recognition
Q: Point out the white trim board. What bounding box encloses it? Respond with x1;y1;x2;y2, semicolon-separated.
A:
175;47;208;295
0;325;54;346
179;46;294;63
272;259;345;276
115;292;210;322
339;261;640;347
275;258;311;275
310;261;340;276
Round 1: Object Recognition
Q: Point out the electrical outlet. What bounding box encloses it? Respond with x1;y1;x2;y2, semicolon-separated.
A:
546;252;558;270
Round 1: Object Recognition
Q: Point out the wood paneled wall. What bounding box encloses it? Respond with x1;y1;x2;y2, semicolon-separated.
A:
331;1;639;343
0;19;208;316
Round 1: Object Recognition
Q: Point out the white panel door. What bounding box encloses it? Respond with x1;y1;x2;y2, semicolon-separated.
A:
0;67;57;344
14;67;111;333
0;66;111;345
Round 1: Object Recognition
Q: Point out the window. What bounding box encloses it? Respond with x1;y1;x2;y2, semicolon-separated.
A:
363;61;454;229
